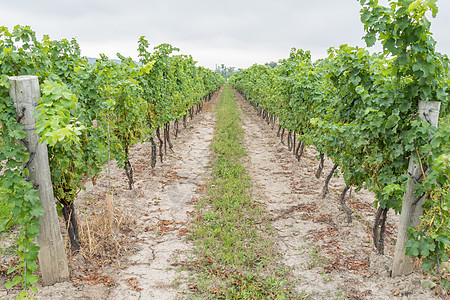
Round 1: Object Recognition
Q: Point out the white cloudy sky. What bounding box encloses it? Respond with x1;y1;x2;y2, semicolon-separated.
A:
1;0;449;69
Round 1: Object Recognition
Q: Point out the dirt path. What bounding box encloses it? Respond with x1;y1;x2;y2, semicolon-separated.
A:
102;102;215;299
103;97;217;299
235;90;439;300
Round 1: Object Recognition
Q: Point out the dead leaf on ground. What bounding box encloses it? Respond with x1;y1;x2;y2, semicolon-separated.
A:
313;214;332;223
312;226;339;241
71;268;117;287
186;197;199;204
125;277;143;292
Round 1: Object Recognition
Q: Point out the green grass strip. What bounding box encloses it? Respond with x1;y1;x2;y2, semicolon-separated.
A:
189;84;301;299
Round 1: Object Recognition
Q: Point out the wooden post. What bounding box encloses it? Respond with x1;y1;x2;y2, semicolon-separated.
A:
392;100;441;277
9;75;69;285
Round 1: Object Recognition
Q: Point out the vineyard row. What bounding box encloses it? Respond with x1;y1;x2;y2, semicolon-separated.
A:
230;0;450;287
0;25;225;295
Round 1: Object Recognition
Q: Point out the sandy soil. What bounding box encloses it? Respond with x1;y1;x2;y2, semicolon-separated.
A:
0;86;443;299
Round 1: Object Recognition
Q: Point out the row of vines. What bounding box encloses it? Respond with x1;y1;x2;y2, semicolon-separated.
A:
0;25;224;297
230;0;449;290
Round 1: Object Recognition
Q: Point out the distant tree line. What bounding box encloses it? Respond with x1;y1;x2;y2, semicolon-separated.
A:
215;64;237;81
215;62;277;81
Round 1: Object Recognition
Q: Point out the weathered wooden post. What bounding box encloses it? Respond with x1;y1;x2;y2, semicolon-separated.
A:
9;75;69;285
392;100;441;277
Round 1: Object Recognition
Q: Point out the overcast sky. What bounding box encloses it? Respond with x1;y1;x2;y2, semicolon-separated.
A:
1;0;449;70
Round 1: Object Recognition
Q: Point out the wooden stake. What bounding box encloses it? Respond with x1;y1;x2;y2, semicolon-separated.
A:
392;100;441;277
9;75;69;285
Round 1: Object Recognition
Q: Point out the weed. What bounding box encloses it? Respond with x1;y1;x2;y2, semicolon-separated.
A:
305;245;330;270
0;243;16;255
320;271;333;283
306;246;321;269
0;195;16;232
333;289;349;300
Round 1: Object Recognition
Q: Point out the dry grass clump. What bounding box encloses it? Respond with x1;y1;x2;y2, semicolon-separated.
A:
67;198;138;267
